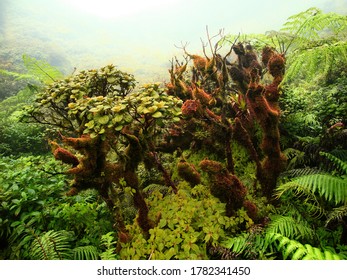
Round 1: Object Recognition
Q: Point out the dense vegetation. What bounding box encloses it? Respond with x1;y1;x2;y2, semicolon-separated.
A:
1;8;347;260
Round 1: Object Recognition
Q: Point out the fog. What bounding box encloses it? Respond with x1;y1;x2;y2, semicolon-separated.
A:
1;0;347;82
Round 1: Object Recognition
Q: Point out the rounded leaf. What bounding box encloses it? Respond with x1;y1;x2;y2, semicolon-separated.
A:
97;115;110;125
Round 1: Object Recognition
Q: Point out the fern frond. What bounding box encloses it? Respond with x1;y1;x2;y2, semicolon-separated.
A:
330;149;347;162
222;234;249;256
281;167;321;178
325;204;347;226
282;148;306;170
281;8;347;46
266;232;343;260
0;69;33;81
276;174;347;205
320;151;347;175
285;42;347;82
266;215;315;241
72;245;99;260
29;230;72;260
22;54;63;84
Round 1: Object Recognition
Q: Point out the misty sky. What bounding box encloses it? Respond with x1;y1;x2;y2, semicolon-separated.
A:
1;0;347;80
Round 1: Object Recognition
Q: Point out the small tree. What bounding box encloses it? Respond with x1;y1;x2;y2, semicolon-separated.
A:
23;65;182;237
166;33;286;202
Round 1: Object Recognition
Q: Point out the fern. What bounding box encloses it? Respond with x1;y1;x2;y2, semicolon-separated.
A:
29;230;72;260
286;42;347;82
276;174;347;205
325;204;347;226
72;245;99;260
281;167;321;179
223;228;346;259
320;151;347;175
0;69;33;81
268;233;344;260
268;7;347;83
22;54;63;83
267;215;315;241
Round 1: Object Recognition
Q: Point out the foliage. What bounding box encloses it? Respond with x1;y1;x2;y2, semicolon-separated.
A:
280;8;347;83
99;232;118;260
1;7;347;260
0;155;115;259
225;8;347;84
220;151;347;260
0;87;47;156
120;183;253;260
22;54;64;84
29;230;72;260
0;54;67;155
223;231;346;260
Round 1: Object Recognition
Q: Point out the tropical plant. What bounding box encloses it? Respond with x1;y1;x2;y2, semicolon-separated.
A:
120;182;253;260
0;155;115;259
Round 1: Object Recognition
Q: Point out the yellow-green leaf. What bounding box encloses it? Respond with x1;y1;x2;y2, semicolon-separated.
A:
152;111;163;118
97;115;110;125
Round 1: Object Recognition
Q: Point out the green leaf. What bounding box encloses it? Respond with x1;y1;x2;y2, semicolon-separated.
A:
152;111;163;118
85;120;95;128
90;132;98;138
14;206;22;216
165;247;176;259
97;115;110;125
98;128;106;134
115;125;123;131
107;77;117;83
158;219;167;228
112;114;123;123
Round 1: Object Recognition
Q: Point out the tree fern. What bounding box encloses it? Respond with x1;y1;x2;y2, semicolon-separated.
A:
29;230;72;260
22;54;63;84
281;8;347;44
285;41;347;82
281;8;347;82
0;69;33;81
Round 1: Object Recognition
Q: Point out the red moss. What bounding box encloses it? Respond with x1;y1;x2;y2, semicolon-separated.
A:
53;147;79;167
191;55;207;71
192;86;213;106
243;200;258;221
181;99;201;117
177;159;201;186
118;231;131;243
232;118;262;171
268;53;285;79
199;159;223;174
205;108;222;122
62;134;93;150
261;46;275;66
199;159;247;216
66;187;79;196
133;190;154;234
233;42;245;56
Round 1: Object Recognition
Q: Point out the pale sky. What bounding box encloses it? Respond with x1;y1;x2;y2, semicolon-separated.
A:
2;0;347;80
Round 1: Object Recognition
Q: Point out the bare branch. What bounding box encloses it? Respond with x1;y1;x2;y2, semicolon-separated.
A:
206;26;224;56
200;38;209;59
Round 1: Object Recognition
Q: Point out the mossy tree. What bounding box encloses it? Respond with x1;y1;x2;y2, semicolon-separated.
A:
22;65;182;238
165;31;286;203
